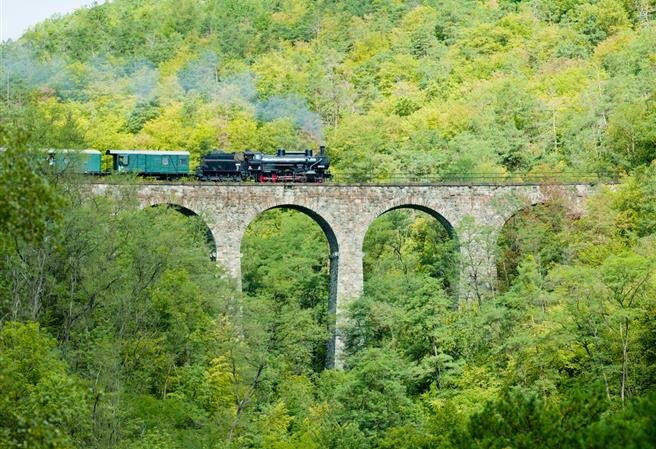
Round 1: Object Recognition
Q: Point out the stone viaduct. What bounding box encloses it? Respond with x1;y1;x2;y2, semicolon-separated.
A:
91;182;599;367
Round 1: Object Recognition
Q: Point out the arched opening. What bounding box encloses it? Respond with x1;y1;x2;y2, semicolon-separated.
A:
149;204;217;261
496;200;572;293
364;205;458;297
240;205;338;372
349;205;458;391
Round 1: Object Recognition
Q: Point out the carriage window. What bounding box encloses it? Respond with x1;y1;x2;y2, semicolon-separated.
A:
119;155;129;165
180;158;187;165
162;157;169;166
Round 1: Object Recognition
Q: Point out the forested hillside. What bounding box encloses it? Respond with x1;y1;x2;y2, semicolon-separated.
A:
2;0;655;175
1;1;656;448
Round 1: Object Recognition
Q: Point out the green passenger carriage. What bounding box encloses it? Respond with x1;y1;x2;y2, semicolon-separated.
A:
106;150;190;178
47;149;103;175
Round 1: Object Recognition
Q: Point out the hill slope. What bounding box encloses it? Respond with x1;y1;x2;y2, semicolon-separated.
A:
1;0;655;176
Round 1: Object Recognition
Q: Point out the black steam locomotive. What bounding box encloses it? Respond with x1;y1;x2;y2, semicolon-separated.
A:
196;145;331;183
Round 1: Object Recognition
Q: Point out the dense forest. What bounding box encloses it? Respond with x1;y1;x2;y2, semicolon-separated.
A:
2;0;656;176
1;0;656;448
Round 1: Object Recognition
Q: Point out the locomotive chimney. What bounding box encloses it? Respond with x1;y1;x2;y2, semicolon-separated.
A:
319;145;326;155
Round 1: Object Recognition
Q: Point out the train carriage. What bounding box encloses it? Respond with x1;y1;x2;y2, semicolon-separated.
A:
0;148;102;175
107;150;190;178
47;149;102;175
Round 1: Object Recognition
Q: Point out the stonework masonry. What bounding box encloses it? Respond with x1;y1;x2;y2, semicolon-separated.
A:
91;182;599;367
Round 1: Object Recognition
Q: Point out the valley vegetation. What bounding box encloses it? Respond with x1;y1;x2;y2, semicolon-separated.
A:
1;0;656;448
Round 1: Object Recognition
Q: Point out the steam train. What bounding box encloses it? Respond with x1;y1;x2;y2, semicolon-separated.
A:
1;146;331;182
195;146;330;182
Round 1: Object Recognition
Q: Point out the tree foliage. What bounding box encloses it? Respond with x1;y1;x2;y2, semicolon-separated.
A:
1;1;656;447
1;0;654;175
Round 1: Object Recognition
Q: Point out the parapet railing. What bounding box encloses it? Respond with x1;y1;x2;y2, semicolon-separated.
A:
82;171;618;186
323;171;617;186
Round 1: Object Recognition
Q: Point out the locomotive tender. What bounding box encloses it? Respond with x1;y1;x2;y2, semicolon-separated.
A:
1;146;331;182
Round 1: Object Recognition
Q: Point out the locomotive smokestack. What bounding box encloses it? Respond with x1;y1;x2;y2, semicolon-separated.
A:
319;145;326;155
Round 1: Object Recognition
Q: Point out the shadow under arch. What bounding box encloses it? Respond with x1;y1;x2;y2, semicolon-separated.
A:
496;199;571;293
366;203;460;298
149;203;217;261
241;203;340;369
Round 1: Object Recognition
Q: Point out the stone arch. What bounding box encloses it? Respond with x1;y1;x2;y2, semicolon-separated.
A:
497;184;588;226
495;199;572;292
240;203;340;369
258;204;339;257
363;203;460;298
495;186;588;245
383;204;457;239
148;203;217;261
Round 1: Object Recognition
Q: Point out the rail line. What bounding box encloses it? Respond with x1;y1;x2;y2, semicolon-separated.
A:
83;171;617;187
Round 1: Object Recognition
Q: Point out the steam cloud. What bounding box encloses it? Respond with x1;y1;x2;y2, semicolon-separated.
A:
2;43;324;144
177;52;325;143
1;44;159;101
1;43;77;98
256;95;324;143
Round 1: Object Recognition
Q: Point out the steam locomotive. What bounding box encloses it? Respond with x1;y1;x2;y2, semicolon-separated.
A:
195;146;331;183
8;146;332;182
